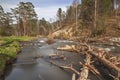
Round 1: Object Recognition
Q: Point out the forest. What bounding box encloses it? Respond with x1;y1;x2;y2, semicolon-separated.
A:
0;0;120;80
0;0;119;37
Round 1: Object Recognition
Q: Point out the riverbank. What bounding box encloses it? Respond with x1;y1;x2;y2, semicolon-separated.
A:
4;38;76;80
2;37;120;80
0;36;38;79
0;41;20;79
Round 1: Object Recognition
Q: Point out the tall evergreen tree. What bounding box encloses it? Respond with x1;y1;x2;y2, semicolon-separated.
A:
11;2;37;36
0;5;13;36
81;0;95;27
57;8;62;27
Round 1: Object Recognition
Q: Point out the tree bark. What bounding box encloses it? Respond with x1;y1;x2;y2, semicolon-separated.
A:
77;54;91;80
61;64;80;75
72;73;76;80
89;51;120;74
23;16;27;36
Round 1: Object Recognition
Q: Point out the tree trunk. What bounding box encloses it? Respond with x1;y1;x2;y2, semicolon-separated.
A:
93;0;97;36
23;16;27;36
72;73;76;80
89;51;120;74
77;54;91;80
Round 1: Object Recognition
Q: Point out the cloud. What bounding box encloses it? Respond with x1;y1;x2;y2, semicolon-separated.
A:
0;3;16;12
0;0;72;21
35;6;67;21
32;0;72;6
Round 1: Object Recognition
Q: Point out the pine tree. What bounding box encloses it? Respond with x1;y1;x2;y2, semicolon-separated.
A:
11;2;37;36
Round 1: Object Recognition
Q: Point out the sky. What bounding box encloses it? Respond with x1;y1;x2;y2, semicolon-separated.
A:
0;0;75;21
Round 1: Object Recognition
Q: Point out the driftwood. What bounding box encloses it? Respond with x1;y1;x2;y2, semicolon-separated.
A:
77;54;91;80
61;64;80;75
49;61;63;69
49;53;66;60
49;60;80;80
78;43;120;72
78;43;120;79
79;62;104;80
72;73;76;80
61;53;91;80
78;44;105;80
89;51;120;73
47;42;120;80
57;45;79;52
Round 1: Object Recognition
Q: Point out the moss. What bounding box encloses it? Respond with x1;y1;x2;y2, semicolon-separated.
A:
0;41;21;75
0;36;34;42
0;36;37;75
1;41;20;56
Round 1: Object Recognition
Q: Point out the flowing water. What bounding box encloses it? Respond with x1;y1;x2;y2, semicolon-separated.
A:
4;38;80;80
4;38;120;80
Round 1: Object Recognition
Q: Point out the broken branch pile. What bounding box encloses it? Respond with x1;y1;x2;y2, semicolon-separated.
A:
78;43;120;80
56;43;120;80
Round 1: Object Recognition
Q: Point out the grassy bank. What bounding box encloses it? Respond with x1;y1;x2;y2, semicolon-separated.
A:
0;41;20;74
0;36;36;44
0;36;37;76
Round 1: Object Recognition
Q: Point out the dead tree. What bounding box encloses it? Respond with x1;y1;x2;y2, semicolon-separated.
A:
77;54;91;80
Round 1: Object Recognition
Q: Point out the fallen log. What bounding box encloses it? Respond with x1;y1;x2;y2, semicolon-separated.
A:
78;43;120;79
49;53;66;60
49;60;81;80
77;54;91;80
78;44;104;80
89;51;120;74
49;60;63;69
79;62;104;80
57;45;79;52
79;43;120;74
72;73;76;80
44;42;120;80
49;60;80;76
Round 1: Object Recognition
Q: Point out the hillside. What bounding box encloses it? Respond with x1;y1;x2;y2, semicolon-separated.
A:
52;16;120;39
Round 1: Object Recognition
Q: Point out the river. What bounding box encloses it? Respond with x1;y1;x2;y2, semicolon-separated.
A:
4;38;120;80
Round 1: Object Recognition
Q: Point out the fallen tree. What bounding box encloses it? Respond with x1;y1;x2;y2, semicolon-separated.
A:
57;45;79;52
78;43;120;79
77;54;91;80
55;42;120;80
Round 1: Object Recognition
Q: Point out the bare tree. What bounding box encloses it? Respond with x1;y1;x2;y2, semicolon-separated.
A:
94;0;97;36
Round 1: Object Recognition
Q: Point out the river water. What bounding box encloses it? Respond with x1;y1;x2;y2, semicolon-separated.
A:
5;38;79;80
4;38;120;80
